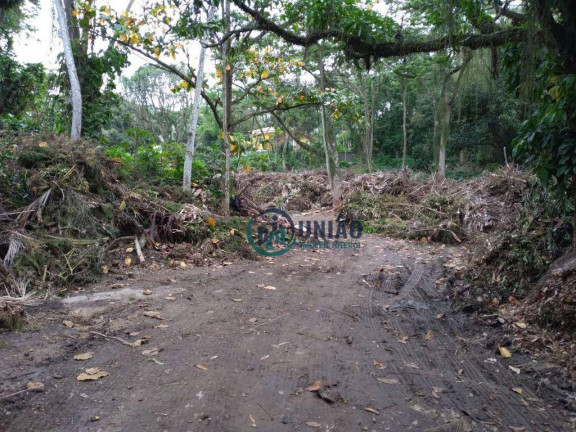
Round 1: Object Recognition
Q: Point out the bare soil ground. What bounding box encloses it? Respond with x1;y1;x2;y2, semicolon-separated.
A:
1;220;574;431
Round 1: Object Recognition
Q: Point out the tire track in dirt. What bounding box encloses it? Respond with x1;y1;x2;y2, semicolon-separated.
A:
364;256;562;431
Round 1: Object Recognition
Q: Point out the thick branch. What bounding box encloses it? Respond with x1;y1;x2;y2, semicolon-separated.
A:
231;0;527;61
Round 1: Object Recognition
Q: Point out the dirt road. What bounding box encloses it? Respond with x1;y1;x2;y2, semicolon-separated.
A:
0;233;573;431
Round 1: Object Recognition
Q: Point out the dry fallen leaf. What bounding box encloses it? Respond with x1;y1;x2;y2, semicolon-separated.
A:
404;362;419;369
250;414;256;427
306;380;322;392
377;378;398;385
126;247;134;253
498;345;512;358
374;360;385;369
130;337;148;347
165;296;176;301
398;336;409;344
248;318;257;323
425;330;435;341
142;289;152;295
26;382;45;392
63;320;75;328
144;311;164;320
111;283;126;289
512;387;523;395
124;257;132;267
154;324;169;329
77;368;109;381
509;365;521;374
515;321;527;329
436;313;446;320
141;348;159;356
364;407;379;415
306;422;321;428
195;364;209;371
73;352;94;361
77;371;109;381
264;285;277;291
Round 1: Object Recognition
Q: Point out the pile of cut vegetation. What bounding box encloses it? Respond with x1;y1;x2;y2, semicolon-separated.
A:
238;167;573;340
235;169;341;211
0;135;252;323
239;167;541;243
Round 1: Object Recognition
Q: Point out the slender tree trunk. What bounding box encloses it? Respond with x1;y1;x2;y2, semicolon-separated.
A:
432;108;440;170
281;135;287;172
437;94;451;177
183;7;214;191
369;77;375;170
362;73;374;172
401;76;408;171
55;0;82;140
317;45;341;208
221;0;232;217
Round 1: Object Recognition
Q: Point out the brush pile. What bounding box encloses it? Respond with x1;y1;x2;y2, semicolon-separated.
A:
0;135;248;313
237;167;542;244
237;167;573;331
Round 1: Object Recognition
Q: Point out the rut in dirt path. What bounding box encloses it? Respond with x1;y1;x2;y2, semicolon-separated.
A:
0;235;572;432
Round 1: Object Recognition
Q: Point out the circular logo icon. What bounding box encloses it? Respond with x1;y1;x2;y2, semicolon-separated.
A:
247;208;296;257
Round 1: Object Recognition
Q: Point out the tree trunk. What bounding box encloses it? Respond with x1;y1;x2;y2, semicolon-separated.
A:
437;95;451;177
317;45;341;209
362;73;374;172
401;76;408;171
221;0;232;217
183;6;214;191
432;108;440;171
55;0;82;140
281;134;287;172
433;52;472;176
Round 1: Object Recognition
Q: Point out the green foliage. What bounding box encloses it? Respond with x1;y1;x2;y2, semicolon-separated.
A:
55;46;128;138
283;0;398;43
233;151;272;172
0;54;44;119
514;70;576;200
0;136;16;182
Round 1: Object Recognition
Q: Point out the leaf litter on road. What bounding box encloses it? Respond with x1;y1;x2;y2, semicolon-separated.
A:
73;352;94;361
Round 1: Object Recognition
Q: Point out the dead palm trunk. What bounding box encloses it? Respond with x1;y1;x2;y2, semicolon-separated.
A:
54;0;82;140
183;6;215;191
317;44;341;209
